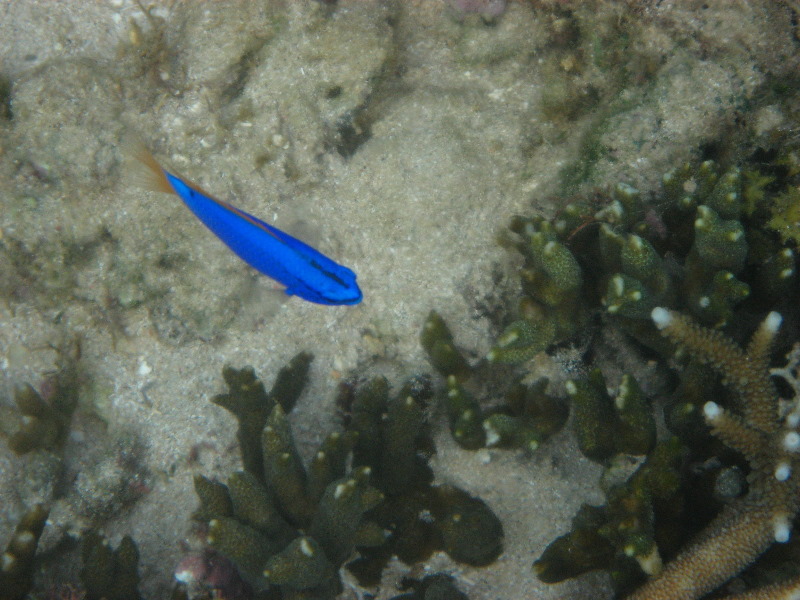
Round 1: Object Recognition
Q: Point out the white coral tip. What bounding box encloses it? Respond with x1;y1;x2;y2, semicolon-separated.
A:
787;412;800;429
784;432;800;452
765;312;783;333
483;421;500;447
774;515;791;543
703;401;722;422
775;462;792;482
651;307;672;329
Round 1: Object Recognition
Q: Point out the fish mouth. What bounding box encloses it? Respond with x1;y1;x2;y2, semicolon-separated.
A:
338;285;363;305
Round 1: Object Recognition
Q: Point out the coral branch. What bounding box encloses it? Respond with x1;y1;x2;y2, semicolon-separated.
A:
626;309;800;599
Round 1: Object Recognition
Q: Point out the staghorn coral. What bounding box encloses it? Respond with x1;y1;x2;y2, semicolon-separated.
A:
625;308;800;599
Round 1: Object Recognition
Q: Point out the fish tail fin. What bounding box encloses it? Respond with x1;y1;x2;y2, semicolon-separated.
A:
121;136;175;195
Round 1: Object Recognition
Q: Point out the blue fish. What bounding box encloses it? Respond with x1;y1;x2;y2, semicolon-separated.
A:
126;144;362;306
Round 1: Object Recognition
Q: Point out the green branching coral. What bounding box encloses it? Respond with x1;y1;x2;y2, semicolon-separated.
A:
491;160;797;366
535;438;686;596
196;355;503;598
420;310;471;381
566;370;655;462
475;154;799;596
0;504;49;600
767;184;800;246
195;395;377;596
421;310;568;453
81;531;142;600
340;373;503;576
0;359;79;455
212;353;312;483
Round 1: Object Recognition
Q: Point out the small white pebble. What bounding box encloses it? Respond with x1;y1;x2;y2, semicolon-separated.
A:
137;360;152;376
476;448;492;465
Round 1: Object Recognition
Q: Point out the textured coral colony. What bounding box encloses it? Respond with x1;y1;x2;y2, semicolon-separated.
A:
2;1;800;600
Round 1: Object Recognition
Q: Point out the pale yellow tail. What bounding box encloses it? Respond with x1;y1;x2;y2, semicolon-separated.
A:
121;137;175;196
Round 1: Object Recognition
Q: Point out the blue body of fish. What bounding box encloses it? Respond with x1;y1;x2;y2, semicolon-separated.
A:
160;172;362;305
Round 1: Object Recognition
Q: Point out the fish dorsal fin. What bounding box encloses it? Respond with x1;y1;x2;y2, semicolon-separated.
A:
176;173;220;201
